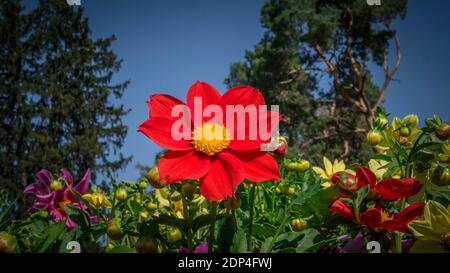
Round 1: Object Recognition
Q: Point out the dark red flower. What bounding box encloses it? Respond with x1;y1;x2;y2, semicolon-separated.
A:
332;167;423;200
329;200;425;233
139;82;280;201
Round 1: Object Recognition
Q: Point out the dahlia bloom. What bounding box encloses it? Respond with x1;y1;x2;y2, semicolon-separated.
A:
139;81;281;201
332;166;423;200
24;169;91;230
330;200;425;233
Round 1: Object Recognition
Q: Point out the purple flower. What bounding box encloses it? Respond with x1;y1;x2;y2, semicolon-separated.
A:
24;169;91;230
180;242;208;253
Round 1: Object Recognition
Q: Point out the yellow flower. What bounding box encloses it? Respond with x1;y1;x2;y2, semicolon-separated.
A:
82;192;112;210
312;156;354;188
408;200;450;253
368;159;389;180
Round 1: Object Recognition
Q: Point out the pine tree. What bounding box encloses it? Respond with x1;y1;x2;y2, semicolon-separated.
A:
226;0;406;163
0;0;131;213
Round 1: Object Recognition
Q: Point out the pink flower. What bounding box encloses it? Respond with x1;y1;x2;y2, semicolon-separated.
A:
179;241;208;253
24;169;91;230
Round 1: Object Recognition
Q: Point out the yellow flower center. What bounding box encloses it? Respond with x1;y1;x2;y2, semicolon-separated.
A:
380;209;392;223
58;200;72;214
192;122;231;156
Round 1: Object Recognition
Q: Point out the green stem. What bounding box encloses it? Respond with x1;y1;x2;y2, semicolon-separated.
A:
182;194;193;253
352;199;369;247
266;212;289;253
395;157;415;253
248;183;257;252
208;201;217;253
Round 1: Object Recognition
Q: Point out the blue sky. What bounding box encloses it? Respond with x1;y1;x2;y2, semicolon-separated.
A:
23;0;450;182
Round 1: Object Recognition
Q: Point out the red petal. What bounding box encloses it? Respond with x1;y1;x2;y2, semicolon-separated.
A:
186;81;221;125
231;150;280;182
158;150;210;183
229;111;281;151
329;200;356;222
218;86;265;109
375;178;423;200
138;117;192;151
379;220;411;234
395;202;425;222
199;152;244;201
360;208;382;229
356;167;376;189
147;94;185;118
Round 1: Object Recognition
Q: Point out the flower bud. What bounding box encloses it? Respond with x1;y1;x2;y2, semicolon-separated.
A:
291;219;307;232
403;114;419;128
147;166;167;189
136;236;158;253
181;182;195;197
337;174;358;192
286;162;299;171
400;126;411;137
168;229;182;244
147;202;158;211
138;180;148;190
378;116;389;127
366;130;382;146
106;243;114;251
115;188;128;201
286;160;310;172
298;160;311;171
50;180;62;191
0;232;17;253
431;166;450;186
274;136;288;158
139;211;150;220
38;209;48;219
281;186;295;196
436;124;450;141
107;218;124;240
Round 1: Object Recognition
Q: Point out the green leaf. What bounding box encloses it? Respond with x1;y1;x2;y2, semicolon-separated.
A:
230;227;248;253
295;229;320;252
260;237;273;253
354;185;369;209
108;245;136;253
58;229;78;253
291;184;339;223
252;223;277;238
35;221;66;253
65;206;89;228
272;229;320;253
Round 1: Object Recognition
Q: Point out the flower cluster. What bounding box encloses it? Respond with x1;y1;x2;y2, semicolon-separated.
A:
1;83;449;254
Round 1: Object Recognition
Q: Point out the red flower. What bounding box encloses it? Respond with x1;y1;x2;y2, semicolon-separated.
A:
330;200;425;233
332;167;422;200
138;82;280;201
